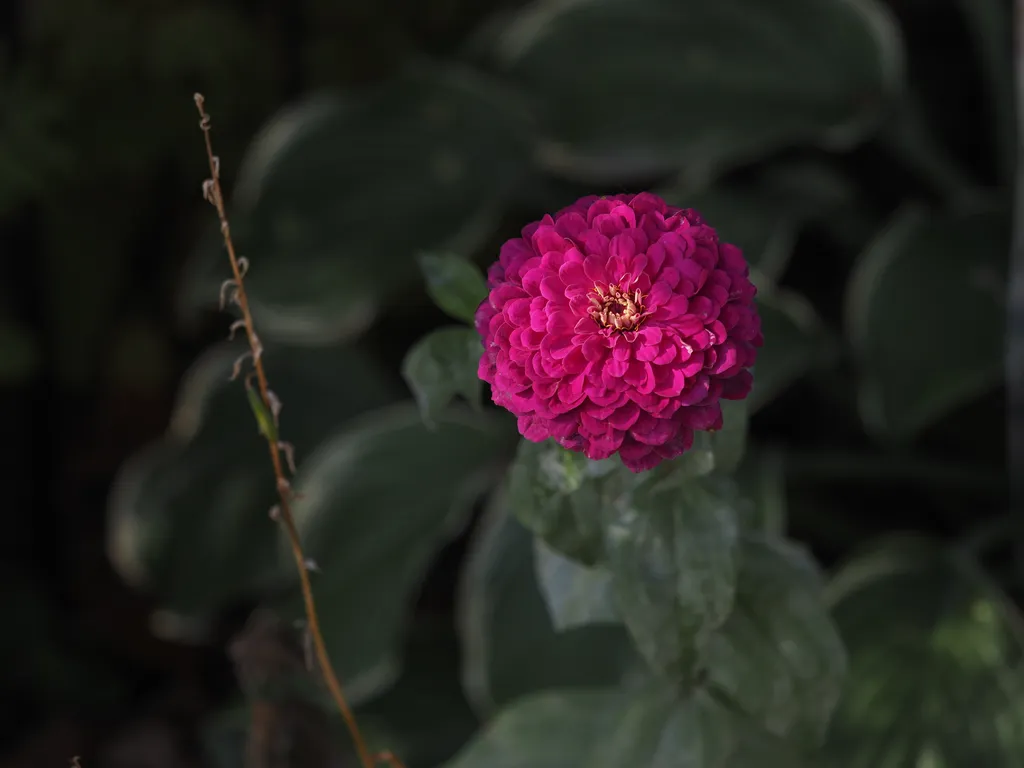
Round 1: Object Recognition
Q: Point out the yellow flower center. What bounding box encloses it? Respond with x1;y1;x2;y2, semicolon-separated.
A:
589;284;646;331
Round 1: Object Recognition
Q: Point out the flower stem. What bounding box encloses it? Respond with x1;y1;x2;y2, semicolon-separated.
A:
192;94;403;768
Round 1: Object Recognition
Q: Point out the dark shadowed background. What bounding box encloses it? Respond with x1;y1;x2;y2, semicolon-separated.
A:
0;0;1016;767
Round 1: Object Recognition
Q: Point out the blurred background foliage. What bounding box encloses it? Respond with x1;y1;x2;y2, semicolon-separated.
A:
0;0;1016;766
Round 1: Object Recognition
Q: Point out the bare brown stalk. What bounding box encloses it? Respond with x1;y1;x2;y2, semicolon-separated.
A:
192;94;404;768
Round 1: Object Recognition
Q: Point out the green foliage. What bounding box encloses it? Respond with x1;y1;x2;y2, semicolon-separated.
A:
418;254;489;324
705;535;846;747
33;0;1010;763
533;538;618;632
458;493;639;716
403;326;483;427
603;478;740;684
107;343;400;616
846;205;1009;439
824;536;1024;766
443;686;805;768
279;403;515;695
179;64;532;345
505;439;619;564
490;0;902;183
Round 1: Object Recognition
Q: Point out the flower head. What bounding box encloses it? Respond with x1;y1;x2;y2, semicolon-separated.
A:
475;193;761;472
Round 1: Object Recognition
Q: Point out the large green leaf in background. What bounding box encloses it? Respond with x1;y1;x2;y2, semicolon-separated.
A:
824;536;1024;768
493;0;902;183
845;205;1009;439
443;686;805;768
457;494;639;716
705;535;846;748
179;63;532;344
280;404;515;700
107;342;400;617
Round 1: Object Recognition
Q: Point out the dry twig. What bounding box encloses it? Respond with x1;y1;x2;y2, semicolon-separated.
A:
192;94;404;768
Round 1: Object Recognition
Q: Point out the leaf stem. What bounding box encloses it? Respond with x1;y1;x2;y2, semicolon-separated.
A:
192;94;404;768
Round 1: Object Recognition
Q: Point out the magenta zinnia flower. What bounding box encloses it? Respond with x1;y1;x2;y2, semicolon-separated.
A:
475;193;762;472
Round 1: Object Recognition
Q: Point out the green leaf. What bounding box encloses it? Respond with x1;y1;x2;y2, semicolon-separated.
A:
107;343;400;618
245;386;279;443
705;534;846;747
506;438;623;565
534;538;618;631
419;253;489;323
845;205;1008;439
824;535;1024;767
458;493;638;716
662;162;856;282
443;686;805;768
282;403;515;700
356;615;480;768
752;287;837;411
402;326;483;427
735;447;787;535
179;63;531;344
604;479;739;683
494;0;903;183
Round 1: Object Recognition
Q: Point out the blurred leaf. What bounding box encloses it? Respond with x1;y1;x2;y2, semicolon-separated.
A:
534;538;618;631
824;535;1024;767
753;287;836;412
0;321;40;384
202;699;399;768
180;63;532;344
402;326;482;427
458;494;638;716
604;479;739;684
662;162;856;282
494;0;903;183
706;534;846;747
505;438;621;565
443;685;805;768
419;253;488;323
357;615;480;768
107;343;400;617
735;447;787;535
845;205;1008;439
282;403;515;700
